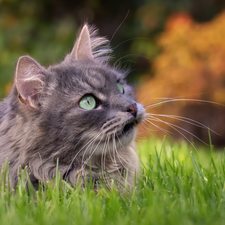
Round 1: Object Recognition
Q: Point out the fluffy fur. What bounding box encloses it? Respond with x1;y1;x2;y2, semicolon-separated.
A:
0;24;145;190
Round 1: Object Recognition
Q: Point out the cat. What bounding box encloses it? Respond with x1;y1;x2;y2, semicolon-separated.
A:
0;24;145;190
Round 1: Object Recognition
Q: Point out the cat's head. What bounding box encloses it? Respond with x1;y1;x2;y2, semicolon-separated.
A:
13;24;145;161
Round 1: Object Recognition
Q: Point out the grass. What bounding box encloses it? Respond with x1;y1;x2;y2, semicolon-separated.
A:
0;138;225;225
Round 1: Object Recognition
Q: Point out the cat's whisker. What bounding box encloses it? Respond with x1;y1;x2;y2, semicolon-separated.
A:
144;118;173;135
112;133;124;182
77;133;104;183
138;83;179;104
64;128;97;164
115;133;134;166
138;121;159;140
113;54;153;68
144;98;224;109
101;136;108;187
113;37;152;51
107;134;116;166
115;133;129;163
114;134;135;178
110;9;130;42
146;113;218;135
82;134;105;176
81;131;103;166
147;115;200;150
104;136;111;189
99;135;112;190
113;143;131;186
112;133;117;165
147;115;210;146
88;134;105;165
65;127;102;180
142;119;166;132
41;129;95;179
113;133;129;182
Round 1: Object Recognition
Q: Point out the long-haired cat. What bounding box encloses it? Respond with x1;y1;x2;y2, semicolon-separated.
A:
0;24;145;190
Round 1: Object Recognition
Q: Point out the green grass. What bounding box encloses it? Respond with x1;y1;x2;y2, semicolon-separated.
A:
0;138;225;225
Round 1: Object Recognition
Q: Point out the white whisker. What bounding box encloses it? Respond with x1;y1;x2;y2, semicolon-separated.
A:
113;54;153;67
115;133;134;178
101;136;108;187
81;131;103;166
112;133;124;181
65;127;100;177
147;115;199;150
146;113;218;135
145;118;174;135
145;98;224;109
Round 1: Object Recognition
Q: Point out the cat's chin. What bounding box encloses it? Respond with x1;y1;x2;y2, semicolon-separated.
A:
91;126;136;156
118;125;137;147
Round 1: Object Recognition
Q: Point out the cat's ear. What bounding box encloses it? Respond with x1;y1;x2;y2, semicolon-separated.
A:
70;25;93;60
15;55;45;109
68;24;111;63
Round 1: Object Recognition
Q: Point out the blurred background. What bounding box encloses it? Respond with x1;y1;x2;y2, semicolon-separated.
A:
0;0;225;147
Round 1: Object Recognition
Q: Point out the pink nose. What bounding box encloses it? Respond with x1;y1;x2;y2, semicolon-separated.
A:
126;103;137;118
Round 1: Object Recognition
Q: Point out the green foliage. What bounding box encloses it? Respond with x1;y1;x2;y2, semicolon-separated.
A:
0;0;78;98
0;139;225;225
1;0;224;98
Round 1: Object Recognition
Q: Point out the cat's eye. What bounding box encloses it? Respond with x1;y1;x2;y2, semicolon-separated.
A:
117;82;124;94
79;95;96;110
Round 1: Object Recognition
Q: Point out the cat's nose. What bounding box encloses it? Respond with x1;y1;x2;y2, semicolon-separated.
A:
126;103;137;118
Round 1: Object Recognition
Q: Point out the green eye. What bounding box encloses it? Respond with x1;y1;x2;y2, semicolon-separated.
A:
117;82;124;94
79;95;96;110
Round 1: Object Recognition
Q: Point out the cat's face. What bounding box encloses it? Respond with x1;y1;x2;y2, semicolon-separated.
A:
42;60;145;156
13;25;145;162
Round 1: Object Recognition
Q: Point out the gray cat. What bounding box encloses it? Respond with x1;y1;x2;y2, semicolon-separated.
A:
0;24;145;190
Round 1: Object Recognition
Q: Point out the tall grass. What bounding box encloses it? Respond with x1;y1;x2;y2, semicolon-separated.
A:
0;138;224;225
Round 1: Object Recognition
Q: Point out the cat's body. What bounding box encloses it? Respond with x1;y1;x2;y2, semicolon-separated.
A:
0;25;145;190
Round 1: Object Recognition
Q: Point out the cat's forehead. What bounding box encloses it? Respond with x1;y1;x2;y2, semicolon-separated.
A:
49;61;123;93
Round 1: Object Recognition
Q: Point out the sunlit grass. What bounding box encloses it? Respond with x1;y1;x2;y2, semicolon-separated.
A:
0;138;225;225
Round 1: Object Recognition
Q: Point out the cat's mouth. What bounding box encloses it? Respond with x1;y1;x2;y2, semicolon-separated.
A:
120;120;138;136
123;121;135;133
101;117;139;138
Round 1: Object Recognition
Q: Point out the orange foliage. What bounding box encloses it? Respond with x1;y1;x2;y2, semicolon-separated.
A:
137;12;225;144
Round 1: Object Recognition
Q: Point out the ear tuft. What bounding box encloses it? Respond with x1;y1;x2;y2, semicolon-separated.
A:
15;55;45;109
70;24;112;63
